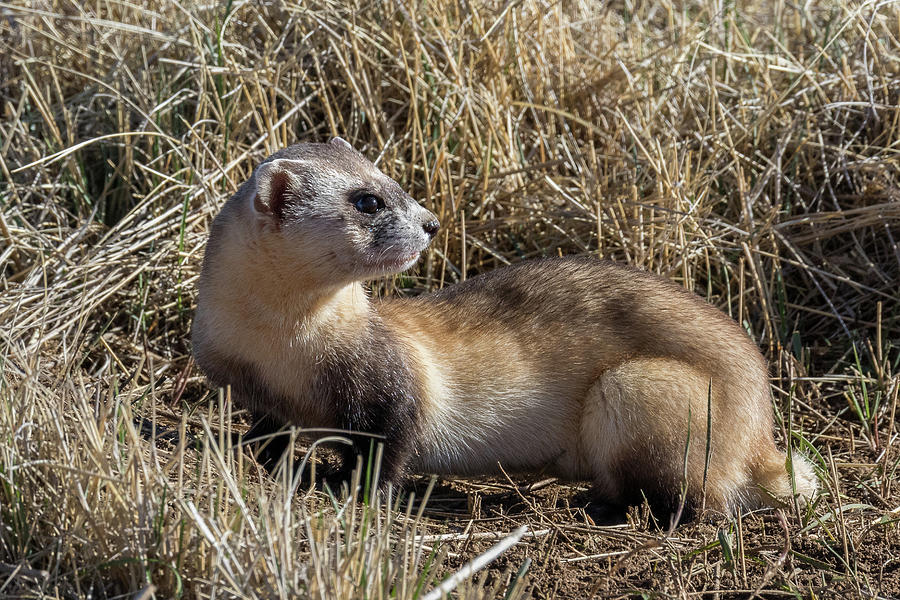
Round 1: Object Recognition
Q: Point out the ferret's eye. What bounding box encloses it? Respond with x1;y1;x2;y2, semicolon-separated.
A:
353;194;383;215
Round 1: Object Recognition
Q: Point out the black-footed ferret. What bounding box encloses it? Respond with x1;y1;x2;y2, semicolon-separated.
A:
192;137;818;516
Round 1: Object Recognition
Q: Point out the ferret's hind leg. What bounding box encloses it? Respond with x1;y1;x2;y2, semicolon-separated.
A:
580;359;751;518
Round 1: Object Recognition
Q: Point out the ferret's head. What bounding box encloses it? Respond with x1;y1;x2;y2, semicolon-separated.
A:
240;137;440;286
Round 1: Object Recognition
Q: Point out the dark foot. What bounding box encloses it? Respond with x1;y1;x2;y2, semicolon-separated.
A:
243;414;293;475
584;502;629;525
318;450;408;499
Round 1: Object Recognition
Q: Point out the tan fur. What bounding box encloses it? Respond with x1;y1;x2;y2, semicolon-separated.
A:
193;140;818;516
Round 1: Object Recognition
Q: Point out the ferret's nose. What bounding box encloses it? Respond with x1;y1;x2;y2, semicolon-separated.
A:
423;219;440;239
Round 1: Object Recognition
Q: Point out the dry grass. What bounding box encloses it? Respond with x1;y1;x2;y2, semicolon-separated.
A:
1;0;899;597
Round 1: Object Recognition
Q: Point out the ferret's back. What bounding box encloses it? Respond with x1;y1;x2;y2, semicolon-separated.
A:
391;256;758;365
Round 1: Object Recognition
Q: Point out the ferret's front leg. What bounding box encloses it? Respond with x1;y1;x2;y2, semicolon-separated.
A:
243;412;292;474
327;395;418;492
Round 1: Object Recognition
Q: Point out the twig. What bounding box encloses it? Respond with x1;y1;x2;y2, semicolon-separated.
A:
421;526;528;600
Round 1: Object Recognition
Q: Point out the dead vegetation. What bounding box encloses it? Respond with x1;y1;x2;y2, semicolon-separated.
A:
1;0;899;597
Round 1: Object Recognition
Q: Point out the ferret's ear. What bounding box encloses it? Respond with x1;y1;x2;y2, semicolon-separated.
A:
252;160;292;220
329;136;354;151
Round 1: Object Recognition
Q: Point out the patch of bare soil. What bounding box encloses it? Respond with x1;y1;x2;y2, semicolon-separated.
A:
408;473;900;599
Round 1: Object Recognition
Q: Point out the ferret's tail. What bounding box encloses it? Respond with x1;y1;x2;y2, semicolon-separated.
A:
745;448;818;509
